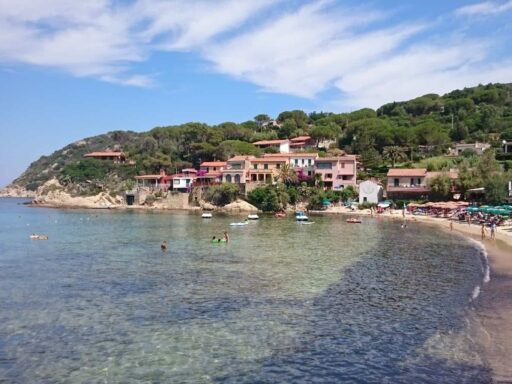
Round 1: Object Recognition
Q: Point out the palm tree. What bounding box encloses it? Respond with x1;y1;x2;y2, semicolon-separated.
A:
277;163;298;185
383;146;407;167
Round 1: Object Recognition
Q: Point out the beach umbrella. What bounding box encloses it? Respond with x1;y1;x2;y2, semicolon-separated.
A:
466;206;479;212
322;200;332;205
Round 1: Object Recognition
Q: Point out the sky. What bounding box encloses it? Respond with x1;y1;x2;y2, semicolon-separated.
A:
1;0;512;187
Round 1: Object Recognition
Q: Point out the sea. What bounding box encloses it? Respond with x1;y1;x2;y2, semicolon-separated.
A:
0;198;492;383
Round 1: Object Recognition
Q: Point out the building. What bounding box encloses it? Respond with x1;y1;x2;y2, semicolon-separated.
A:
359;180;384;204
134;169;171;189
84;151;126;163
453;142;491;156
264;152;318;181
252;139;290;153
386;168;429;199
196;161;227;186
247;157;287;186
314;155;357;190
503;141;512;154
221;156;254;193
170;168;197;192
289;136;316;152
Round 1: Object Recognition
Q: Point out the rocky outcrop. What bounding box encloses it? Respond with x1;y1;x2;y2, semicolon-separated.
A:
218;199;259;213
0;185;36;198
31;178;123;208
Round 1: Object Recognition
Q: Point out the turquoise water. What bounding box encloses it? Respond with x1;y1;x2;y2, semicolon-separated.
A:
0;198;490;383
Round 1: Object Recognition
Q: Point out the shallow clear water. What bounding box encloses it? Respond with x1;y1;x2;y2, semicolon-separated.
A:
0;198;490;383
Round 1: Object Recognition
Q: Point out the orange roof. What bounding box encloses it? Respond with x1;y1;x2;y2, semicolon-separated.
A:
264;152;318;158
227;156;255;162
252;139;289;145
387;168;427;177
316;155;357;161
84;151;124;157
251;157;288;163
200;161;227;167
290;136;311;142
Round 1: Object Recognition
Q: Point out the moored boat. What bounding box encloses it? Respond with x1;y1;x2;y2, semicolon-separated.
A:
201;212;213;218
295;211;309;221
30;234;48;240
275;212;286;218
247;214;259;220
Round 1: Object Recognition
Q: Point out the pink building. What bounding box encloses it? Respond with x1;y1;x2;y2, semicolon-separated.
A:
196;161;227;186
314;156;357;190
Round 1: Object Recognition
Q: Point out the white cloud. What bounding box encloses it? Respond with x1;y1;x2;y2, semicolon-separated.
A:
0;0;510;108
455;0;512;16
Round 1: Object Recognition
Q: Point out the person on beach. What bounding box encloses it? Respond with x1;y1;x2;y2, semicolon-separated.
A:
161;241;168;251
224;231;229;243
481;224;487;240
450;221;453;231
467;215;471;227
490;223;497;240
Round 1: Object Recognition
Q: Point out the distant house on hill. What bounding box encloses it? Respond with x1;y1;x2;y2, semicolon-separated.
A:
252;139;290;153
289;136;316;151
359;180;383;204
503;141;512;154
386;168;429;199
452;142;490;156
84;151;126;163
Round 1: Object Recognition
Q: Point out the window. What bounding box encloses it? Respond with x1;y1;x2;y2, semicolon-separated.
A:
308;159;312;166
173;179;180;185
307;171;312;176
316;162;332;169
231;163;241;170
213;167;217;171
264;164;268;170
417;178;421;185
186;179;191;185
294;159;299;165
234;174;240;183
394;178;399;187
226;175;232;183
253;164;257;170
363;197;367;202
410;178;414;186
326;173;333;179
276;164;281;169
302;159;305;165
341;162;345;168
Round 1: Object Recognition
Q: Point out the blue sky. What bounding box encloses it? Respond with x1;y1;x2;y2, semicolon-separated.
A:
1;0;511;187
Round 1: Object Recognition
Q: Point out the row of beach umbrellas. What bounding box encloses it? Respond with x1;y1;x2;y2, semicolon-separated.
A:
466;205;512;215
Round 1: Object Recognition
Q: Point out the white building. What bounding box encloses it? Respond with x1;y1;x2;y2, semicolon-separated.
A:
252;139;290;153
359;180;383;204
453;142;490;156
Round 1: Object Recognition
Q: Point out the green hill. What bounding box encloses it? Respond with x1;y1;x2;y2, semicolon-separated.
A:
9;82;512;193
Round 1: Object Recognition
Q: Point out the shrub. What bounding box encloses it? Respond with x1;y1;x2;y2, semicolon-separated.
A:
248;185;287;212
204;184;239;206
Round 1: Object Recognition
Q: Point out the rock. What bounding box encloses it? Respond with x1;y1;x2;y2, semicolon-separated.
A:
219;199;259;213
0;185;36;198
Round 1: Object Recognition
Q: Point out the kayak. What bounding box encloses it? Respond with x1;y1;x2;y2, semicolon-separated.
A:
30;234;48;240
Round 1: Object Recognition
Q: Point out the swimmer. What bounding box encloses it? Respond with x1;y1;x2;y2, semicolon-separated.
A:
160;241;168;251
224;231;229;243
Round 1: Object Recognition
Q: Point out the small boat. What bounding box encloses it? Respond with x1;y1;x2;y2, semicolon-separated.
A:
30;234;48;240
230;221;248;226
346;218;362;224
201;212;213;218
295;211;309;221
275;212;286;218
298;221;315;225
247;214;259;220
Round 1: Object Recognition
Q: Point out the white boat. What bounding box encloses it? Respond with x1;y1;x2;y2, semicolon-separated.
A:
230;221;248;226
298;221;314;225
247;214;259;220
201;212;213;218
295;211;309;221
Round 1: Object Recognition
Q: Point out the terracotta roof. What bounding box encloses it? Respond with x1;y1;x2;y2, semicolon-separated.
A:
200;161;227;167
84;151;125;157
227;156;255;162
252;139;289;145
316;155;357;161
387;168;427;177
135;174;164;179
264;153;318;158
290;136;311;142
251;157;288;163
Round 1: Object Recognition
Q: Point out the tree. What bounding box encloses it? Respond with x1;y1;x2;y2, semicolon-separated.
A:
277;163;298;185
428;173;453;200
278;118;298;138
254;114;271;128
382;146;407;167
360;148;382;170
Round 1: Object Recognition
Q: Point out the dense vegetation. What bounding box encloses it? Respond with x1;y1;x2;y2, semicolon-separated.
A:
9;83;512;203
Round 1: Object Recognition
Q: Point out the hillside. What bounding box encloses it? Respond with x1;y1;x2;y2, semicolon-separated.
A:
6;82;512;194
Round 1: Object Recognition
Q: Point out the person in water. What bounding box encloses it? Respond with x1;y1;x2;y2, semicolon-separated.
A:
161;241;168;251
224;231;229;243
490;222;497;240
